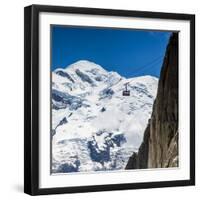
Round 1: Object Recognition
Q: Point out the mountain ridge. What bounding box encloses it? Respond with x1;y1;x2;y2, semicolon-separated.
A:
51;60;159;173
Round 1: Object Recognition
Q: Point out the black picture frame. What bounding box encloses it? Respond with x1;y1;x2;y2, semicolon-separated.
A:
24;4;195;196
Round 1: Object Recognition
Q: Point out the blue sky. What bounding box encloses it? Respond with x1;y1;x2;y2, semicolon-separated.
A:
51;26;171;78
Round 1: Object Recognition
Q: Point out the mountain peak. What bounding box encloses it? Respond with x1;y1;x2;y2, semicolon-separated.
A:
66;60;108;74
71;60;94;65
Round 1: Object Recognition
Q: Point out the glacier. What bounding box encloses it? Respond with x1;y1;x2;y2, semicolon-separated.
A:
51;60;158;173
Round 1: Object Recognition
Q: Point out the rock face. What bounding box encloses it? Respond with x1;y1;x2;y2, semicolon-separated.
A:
126;33;178;169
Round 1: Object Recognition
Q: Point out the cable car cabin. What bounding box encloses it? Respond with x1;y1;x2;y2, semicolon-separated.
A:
123;90;130;96
122;83;130;96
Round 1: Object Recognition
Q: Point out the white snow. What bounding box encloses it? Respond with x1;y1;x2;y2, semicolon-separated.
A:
51;60;158;173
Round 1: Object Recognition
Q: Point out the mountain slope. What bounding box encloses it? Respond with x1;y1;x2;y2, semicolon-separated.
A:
126;33;178;169
51;60;158;173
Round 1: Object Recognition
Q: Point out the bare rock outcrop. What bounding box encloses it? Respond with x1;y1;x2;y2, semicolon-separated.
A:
126;32;178;169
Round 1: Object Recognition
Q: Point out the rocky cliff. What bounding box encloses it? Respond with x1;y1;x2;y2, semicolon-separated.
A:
126;33;178;169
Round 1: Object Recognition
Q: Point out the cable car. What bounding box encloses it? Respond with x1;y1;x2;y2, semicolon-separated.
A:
122;82;130;96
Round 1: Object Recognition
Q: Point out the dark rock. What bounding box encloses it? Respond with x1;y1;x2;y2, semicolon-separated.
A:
99;88;114;99
56;159;80;173
100;107;106;112
95;76;103;81
130;85;153;98
58;117;68;126
87;137;110;164
75;69;95;86
55;70;75;83
111;133;126;147
87;132;126;165
125;152;138;169
51;129;56;137
52;89;83;110
126;33;178;169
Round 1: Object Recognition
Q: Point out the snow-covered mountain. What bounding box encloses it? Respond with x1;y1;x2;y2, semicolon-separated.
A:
51;60;158;173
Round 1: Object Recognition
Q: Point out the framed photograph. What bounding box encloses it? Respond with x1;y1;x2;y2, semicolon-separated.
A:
24;4;195;195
